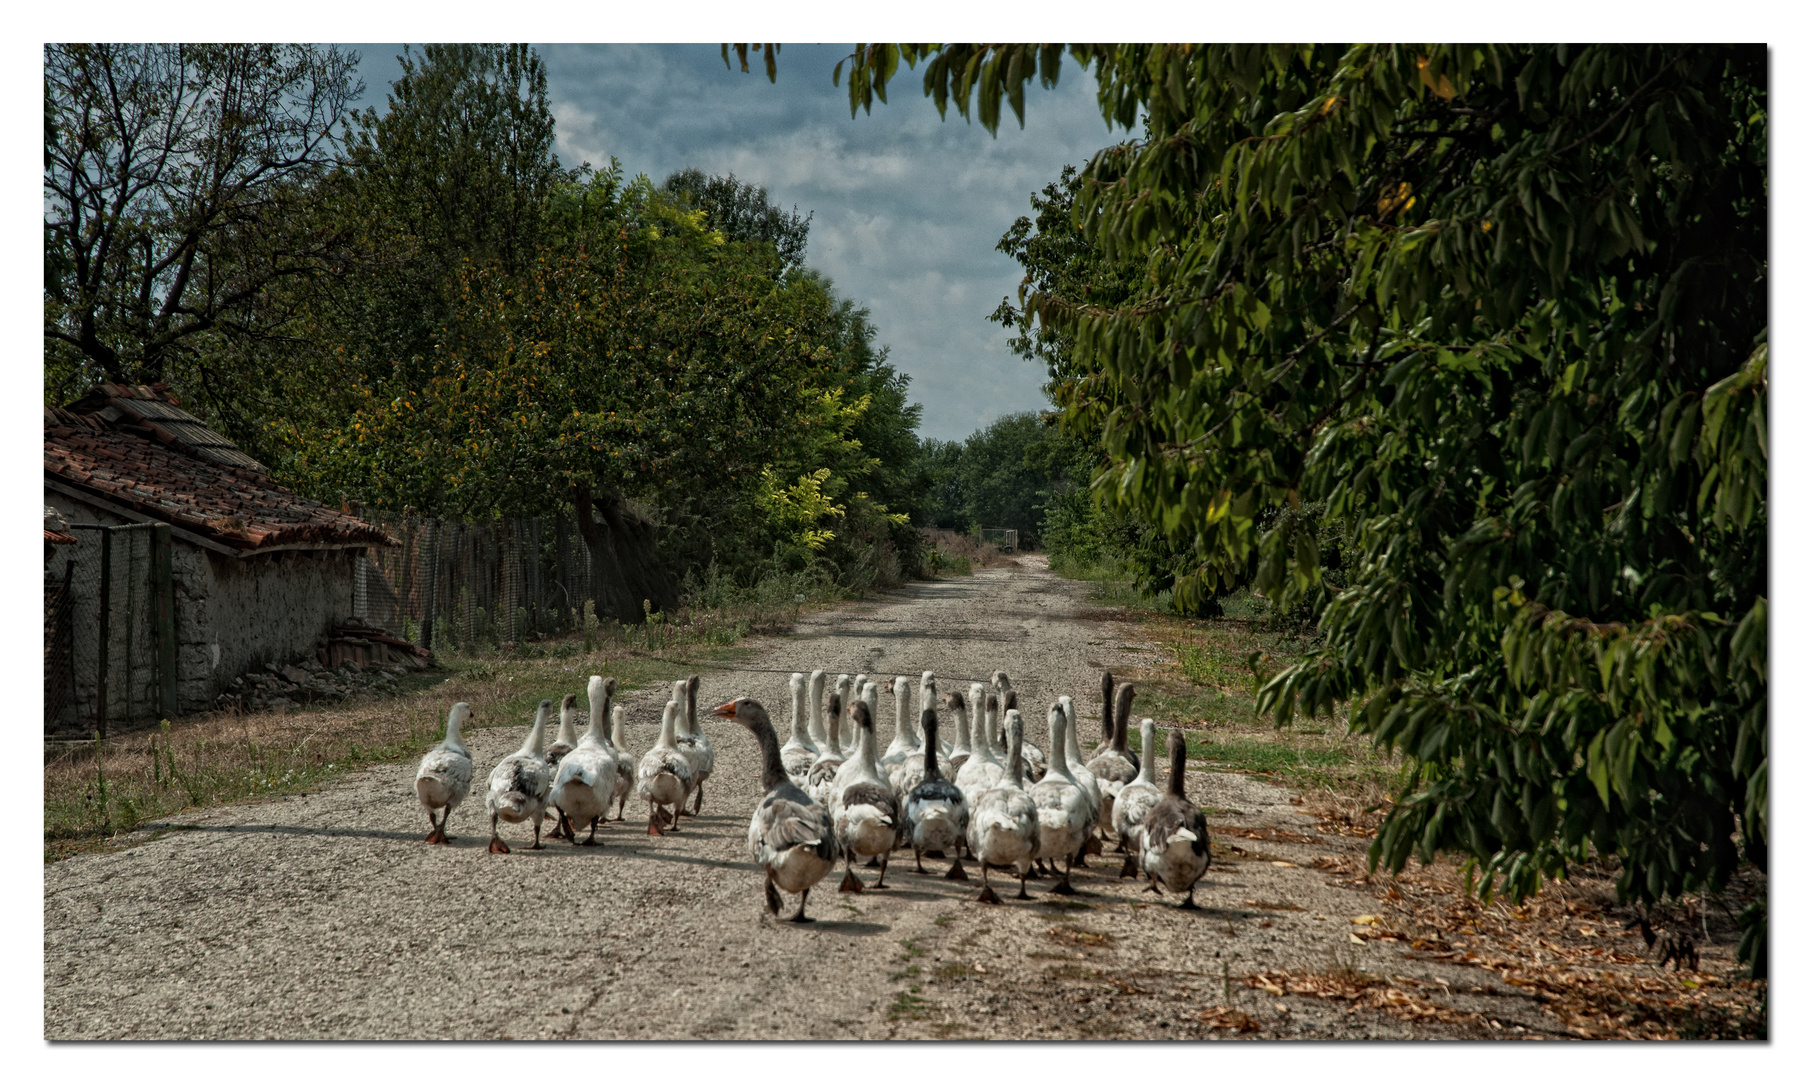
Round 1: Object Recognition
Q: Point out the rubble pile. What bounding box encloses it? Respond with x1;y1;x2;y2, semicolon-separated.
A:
212;655;417;713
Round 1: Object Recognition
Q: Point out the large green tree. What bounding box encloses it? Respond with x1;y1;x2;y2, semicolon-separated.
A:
801;43;1767;974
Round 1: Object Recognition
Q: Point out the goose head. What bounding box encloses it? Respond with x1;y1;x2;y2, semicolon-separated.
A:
686;675;702;732
944;690;970;755
1100;670;1116;743
670;680;691;735
825;691;845;756
557;694;581;745
714;697;784;790
1046;702;1069;776
850;699;878;767
443;702;472;748
611;705;630;751
807;670;828;743
524;700;552;756
587;674;617;727
656;700;680;749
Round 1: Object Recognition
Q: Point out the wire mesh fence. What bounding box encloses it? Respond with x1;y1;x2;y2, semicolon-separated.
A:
43;561;74;731
354;512;677;654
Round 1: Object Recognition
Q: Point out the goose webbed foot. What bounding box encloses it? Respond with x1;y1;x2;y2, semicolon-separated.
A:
1084;834;1103;856
487;815;510;855
1015;872;1031;900
1178;891;1199;910
1052;859;1076;895
765;876;783;916
914;851;928;874
529;820;545;850
839;868;865;893
865;856;882;868
647;812;667;837
975;885;1001;905
872;854;892;889
1120;856;1138;879
790;888;814;923
945;858;969;881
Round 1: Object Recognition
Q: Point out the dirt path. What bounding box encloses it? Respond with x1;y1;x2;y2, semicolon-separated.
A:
45;556;1546;1040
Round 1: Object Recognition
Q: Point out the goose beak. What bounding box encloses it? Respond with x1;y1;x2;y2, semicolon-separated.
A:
712;700;739;719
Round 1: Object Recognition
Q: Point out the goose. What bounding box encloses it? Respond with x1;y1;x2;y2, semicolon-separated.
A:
780;672;819;782
415;702;474;844
1086;681;1141;838
550;702;619;846
830;699;901;892
965;709;1040;903
1139;729;1211;908
715;697;838;923
804;691;848;803
918;671;948;758
953;689;1005;809
901;706;969;879
547;693;583;839
807;669;828;749
607;704;635;821
674;674;713;814
1091;672;1140;775
484;700;554;853
943;689;972;775
879;675;917;778
992;673;1046;782
637;699;694;835
1112;718;1161;878
1058;695;1105;822
1031;702;1099;895
588;675;632;820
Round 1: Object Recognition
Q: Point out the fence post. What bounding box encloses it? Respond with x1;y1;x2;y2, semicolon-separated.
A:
95;526;111;740
151;524;176;718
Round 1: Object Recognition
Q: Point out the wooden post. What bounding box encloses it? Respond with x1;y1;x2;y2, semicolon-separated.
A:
95;527;111;740
151;524;176;717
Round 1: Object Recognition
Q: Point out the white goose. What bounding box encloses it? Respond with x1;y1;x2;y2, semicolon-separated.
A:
674;675;714;814
965;709;1040;904
901;706;970;879
780;672;819;782
943;689;973;776
716;697;839;924
918;671;948;758
1112;718;1161;878
1030;702;1099;895
1058;696;1105;828
830;699;901;892
804;690;848;803
415;702;473;844
1085;681;1140;840
806;669;828;750
1091;672;1140;775
547;693;583;839
589;675;633;820
953;688;1004;809
1139;730;1211;908
992;673;1047;782
550;701;619;846
879;675;917;779
484;700;554;854
637;699;694;835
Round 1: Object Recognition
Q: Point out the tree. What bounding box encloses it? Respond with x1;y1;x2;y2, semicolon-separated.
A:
662;168;813;277
795;43;1768;975
43;43;360;393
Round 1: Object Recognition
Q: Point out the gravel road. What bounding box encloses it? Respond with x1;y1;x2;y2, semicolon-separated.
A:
44;557;1538;1040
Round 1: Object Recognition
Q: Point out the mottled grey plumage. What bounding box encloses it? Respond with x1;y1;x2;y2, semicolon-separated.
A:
1139;732;1210;907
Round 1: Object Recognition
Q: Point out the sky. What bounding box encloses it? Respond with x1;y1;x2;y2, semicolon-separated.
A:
344;44;1129;443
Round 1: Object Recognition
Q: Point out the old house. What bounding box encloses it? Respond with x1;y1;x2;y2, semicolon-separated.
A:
43;384;393;733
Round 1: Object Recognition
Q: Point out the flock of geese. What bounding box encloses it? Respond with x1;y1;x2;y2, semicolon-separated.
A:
414;670;1209;924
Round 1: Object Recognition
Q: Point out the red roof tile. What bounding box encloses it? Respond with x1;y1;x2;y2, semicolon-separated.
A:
45;529;77;546
44;403;392;552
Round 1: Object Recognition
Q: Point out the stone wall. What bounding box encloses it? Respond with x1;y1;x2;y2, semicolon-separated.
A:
44;491;360;731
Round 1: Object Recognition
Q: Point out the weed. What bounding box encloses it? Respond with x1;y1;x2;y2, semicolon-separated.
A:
933;962;974;979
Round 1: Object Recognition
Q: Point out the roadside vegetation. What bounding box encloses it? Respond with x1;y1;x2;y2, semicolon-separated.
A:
42;578;835;862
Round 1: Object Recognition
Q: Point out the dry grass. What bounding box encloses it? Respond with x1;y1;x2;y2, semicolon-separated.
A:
926;532;1018;575
44;634;752;862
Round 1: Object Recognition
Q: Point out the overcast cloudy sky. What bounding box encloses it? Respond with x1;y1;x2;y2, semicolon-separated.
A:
346;44;1129;442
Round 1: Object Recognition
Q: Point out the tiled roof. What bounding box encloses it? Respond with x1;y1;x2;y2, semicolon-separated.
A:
44;397;392;553
45;529;77;546
68;383;268;472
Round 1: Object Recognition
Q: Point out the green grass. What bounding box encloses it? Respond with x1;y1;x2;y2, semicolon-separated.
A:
44;635;756;862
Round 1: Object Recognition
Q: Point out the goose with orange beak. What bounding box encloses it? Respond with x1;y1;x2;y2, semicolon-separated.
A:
716;697;839;923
